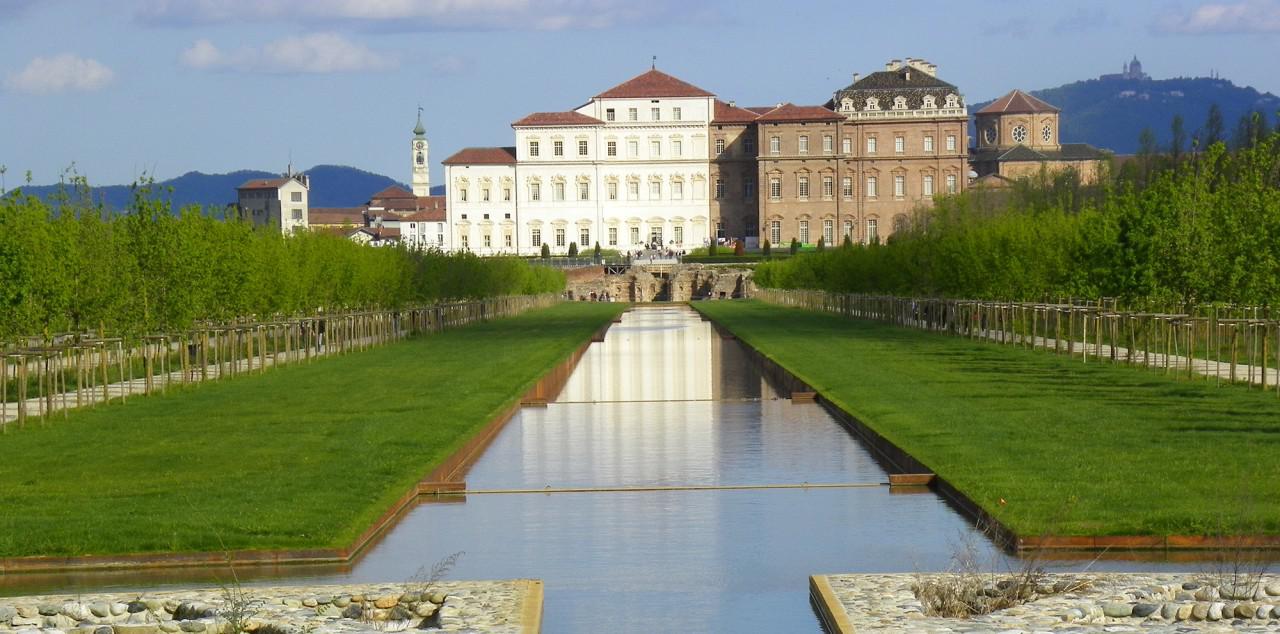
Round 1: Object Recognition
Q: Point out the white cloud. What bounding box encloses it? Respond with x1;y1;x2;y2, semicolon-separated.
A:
180;33;396;74
5;53;114;94
1156;0;1280;33
139;0;681;30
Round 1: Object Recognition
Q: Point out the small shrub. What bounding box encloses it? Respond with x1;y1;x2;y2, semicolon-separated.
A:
733;240;745;256
708;242;718;256
567;242;579;257
540;243;551;258
789;238;800;255
816;237;825;252
762;240;771;256
593;242;601;259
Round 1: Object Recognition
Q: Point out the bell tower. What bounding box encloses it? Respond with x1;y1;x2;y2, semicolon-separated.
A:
411;107;430;196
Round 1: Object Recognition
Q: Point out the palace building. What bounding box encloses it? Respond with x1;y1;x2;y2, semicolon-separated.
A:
442;60;969;253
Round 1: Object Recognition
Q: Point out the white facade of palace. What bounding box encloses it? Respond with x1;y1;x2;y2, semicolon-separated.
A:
444;70;716;256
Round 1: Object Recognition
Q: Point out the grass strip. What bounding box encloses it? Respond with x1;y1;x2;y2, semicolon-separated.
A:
694;300;1280;537
0;302;624;558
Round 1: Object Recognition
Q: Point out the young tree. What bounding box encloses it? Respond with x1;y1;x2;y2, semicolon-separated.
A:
816;237;826;252
1203;103;1225;147
733;239;745;256
541;242;551;258
789;237;800;255
1170;114;1186;163
762;239;771;256
593;241;601;260
567;241;578;257
707;240;718;256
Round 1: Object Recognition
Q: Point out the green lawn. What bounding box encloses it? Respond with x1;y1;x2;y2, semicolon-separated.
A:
0;302;624;558
695;300;1280;537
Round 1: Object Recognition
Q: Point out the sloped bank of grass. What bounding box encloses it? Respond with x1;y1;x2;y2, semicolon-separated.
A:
694;300;1280;537
0;302;625;558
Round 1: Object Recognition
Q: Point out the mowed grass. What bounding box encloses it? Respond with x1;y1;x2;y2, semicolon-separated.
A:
695;300;1280;537
0;302;625;558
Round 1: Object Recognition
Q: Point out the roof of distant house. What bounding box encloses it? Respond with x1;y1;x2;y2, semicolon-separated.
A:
442;146;518;165
512;111;603;127
977;89;1060;115
237;177;291;190
712;100;761;123
594;69;715;99
971;143;1107;163
754;103;842;123
308;207;366;225
369;185;416;200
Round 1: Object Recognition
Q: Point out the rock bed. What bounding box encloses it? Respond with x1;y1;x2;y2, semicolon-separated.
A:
818;573;1280;633
0;580;539;634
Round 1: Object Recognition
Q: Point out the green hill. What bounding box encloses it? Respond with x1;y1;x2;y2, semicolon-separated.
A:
970;76;1280;154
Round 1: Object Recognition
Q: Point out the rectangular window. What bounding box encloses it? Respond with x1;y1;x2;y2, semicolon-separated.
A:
291;209;302;220
650;140;661;156
628;108;638;121
503;187;512;201
798;176;809;199
532;228;541;246
554;140;564;157
714;177;724;199
578;181;590;201
946;174;958;193
799;220;810;243
607;141;617;156
580;229;590;246
553;182;565;201
578;140;589;156
673;107;682;121
894;136;904;153
744;137;755;154
894;174;905;197
651;107;660;121
673;180;684;200
672;139;682;156
673;226;683;244
290;192;302;202
608;181;618;200
799;135;809;154
608;227;618;246
842;137;852;154
555;228;566;247
482;188;490;202
843;220;853;240
483;233;491;248
504;233;512;248
866;219;878;244
649;181;661;199
459;188;468;202
628;140;639;157
530;183;541;201
628;181;639;200
770;136;780;155
770;220;781;245
822;175;833;199
769;177;781;200
744;176;755;199
866;136;877;153
606;108;616;121
823;135;833;154
630;227;640;244
923;174;934;196
529;141;539;157
823;219;834;244
461;234;469;249
924;135;935;153
842;176;853;198
715;138;725;155
866;176;877;198
946;134;957;151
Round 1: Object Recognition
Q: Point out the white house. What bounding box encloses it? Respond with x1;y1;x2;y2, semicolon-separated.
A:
444;69;715;255
236;172;310;233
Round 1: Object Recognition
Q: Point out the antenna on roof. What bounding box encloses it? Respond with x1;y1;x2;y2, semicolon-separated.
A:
287;148;293;177
651;55;657;70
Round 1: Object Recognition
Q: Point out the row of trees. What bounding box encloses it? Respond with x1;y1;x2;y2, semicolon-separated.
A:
756;131;1280;307
0;185;564;340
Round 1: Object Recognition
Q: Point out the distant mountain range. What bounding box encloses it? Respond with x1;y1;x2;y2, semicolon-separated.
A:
15;165;442;212
970;75;1280;155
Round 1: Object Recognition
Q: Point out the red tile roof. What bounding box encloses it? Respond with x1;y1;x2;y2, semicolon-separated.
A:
744;106;777;115
369;185;416;200
237;177;290;190
308;207;367;226
512;111;602;127
369;193;446;220
977;89;1060;115
442;146;518;165
713;100;760;124
402;209;446;222
594;69;715;99
754;103;843;123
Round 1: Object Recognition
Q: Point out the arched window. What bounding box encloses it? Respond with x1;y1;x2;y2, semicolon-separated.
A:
865;97;879;111
892;96;908;110
922;95;936;109
416;152;424;165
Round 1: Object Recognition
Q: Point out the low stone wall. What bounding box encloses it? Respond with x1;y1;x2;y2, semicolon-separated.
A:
0;580;541;634
813;573;1280;633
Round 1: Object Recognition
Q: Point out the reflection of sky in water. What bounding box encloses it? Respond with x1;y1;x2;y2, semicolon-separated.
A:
5;306;1211;631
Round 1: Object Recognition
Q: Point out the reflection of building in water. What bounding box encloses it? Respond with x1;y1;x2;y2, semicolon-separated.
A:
559;308;714;402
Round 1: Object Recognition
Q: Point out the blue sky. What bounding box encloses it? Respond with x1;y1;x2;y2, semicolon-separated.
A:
2;0;1279;188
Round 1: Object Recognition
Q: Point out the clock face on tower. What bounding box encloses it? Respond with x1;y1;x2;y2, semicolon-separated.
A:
415;141;425;150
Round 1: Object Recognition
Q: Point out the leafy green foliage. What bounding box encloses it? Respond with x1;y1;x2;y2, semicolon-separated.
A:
756;132;1280;307
0;183;564;339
